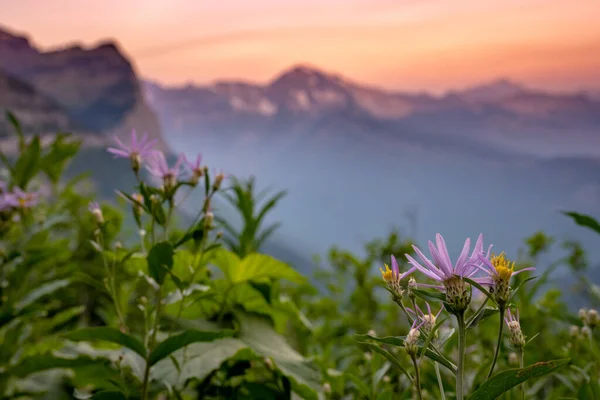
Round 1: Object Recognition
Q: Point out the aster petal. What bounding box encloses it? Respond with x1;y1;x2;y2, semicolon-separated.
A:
416;282;445;290
412;245;446;279
428;241;453;278
400;265;417;279
391;255;400;277
435;234;455;275
454;237;471;275
511;267;536;276
131;129;138;151
476;254;497;276
405;254;443;281
472;276;494;286
114;135;128;152
139;138;158;155
406;254;444;281
107;148;130;158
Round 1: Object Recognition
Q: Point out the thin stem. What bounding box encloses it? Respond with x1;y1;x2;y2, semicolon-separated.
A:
434;362;446;400
141;286;163;400
487;306;505;379
456;311;467;400
411;355;423;400
518;348;525;400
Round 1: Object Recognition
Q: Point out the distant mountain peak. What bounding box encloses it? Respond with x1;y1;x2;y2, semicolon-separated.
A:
270;63;346;87
458;78;527;103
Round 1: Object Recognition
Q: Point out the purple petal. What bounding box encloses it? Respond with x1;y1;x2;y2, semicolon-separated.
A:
406;254;443;281
113;135;128;152
454;237;471;274
391;255;400;277
511;267;536;276
428;241;453;278
435;234;455;275
416;282;445;291
401;265;417;279
131;129;138;150
107;148;130;158
412;245;446;279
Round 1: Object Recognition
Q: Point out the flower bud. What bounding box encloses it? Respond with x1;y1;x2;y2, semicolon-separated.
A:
407;277;417;300
405;327;421;357
508;352;519;366
364;352;372;361
204;211;214;229
264;357;274;370
323;382;331;394
367;329;376;337
579;308;587;322
586;309;598;328
213;172;225;191
569;325;580;338
507;320;526;349
581;326;592;339
383;375;391;383
216;231;223;239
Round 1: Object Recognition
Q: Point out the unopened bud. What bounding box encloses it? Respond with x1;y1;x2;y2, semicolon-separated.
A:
139;229;147;237
323;382;331;394
405;327;421;357
587;309;598;328
579;308;587;322
204;211;214;229
213;173;225;191
569;325;580;338
114;242;122;250
407;277;417;300
216;231;223;239
581;326;592;339
508;352;519;366
264;357;274;370
367;329;376;337
507;320;526;349
140;296;147;305
383;375;391;383
150;194;160;205
364;352;372;361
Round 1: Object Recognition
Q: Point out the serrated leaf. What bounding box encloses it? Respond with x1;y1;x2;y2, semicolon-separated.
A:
359;342;413;381
148;329;235;366
469;358;570;400
147;241;174;284
64;327;147;358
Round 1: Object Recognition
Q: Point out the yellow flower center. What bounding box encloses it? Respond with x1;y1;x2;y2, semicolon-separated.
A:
380;263;394;283
491;252;515;281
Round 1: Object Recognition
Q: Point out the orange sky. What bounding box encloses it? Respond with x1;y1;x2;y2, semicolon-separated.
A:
3;0;600;93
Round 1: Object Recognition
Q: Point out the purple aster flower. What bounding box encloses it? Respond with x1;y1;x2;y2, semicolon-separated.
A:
182;153;204;184
107;129;157;171
0;180;6;193
380;255;416;297
407;301;444;331
406;233;488;287
4;187;39;209
505;308;526;348
474;251;535;304
146;151;185;190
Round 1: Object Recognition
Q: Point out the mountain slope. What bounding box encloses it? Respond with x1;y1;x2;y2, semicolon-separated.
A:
0;25;167;151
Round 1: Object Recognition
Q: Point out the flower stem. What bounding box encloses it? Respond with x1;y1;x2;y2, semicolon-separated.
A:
487;306;505;379
435;362;446;400
456;311;467;400
141;285;162;400
411;355;423;400
518;348;525;400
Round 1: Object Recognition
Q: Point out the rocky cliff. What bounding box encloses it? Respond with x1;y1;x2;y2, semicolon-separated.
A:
0;25;167;153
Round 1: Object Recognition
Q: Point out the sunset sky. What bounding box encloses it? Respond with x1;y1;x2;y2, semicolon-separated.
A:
3;0;600;93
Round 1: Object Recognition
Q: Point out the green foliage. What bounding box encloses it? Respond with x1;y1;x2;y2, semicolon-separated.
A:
1;113;600;399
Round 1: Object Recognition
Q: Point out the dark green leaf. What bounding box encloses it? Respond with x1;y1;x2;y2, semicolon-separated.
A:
561;211;600;235
64;327;147;358
148;329;235;366
346;372;371;397
413;288;446;302
91;391;127;400
467;307;499;329
14;279;70;311
359;342;413;380
13;135;41;189
509;276;538;303
463;277;497;306
147;241;174;284
6;110;25;151
469;358;570;400
10;354;110;378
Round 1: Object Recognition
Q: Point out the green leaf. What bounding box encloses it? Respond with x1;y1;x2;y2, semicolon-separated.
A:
10;354;111;378
463;277;497;306
148;329;235;366
467;307;499;329
359;342;413;380
14;279;71;311
147;241;174;284
469;358;570;400
412;288;446;302
91;391;127;400
508;275;538;303
6;110;25;151
13;135;41;189
561;211;600;235
64;327;147;358
213;249;305;284
346;372;371;397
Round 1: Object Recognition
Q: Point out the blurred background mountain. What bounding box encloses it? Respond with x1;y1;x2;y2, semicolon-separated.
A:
1;14;599;282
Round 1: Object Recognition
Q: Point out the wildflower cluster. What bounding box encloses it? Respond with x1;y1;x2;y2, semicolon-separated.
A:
372;232;538;400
